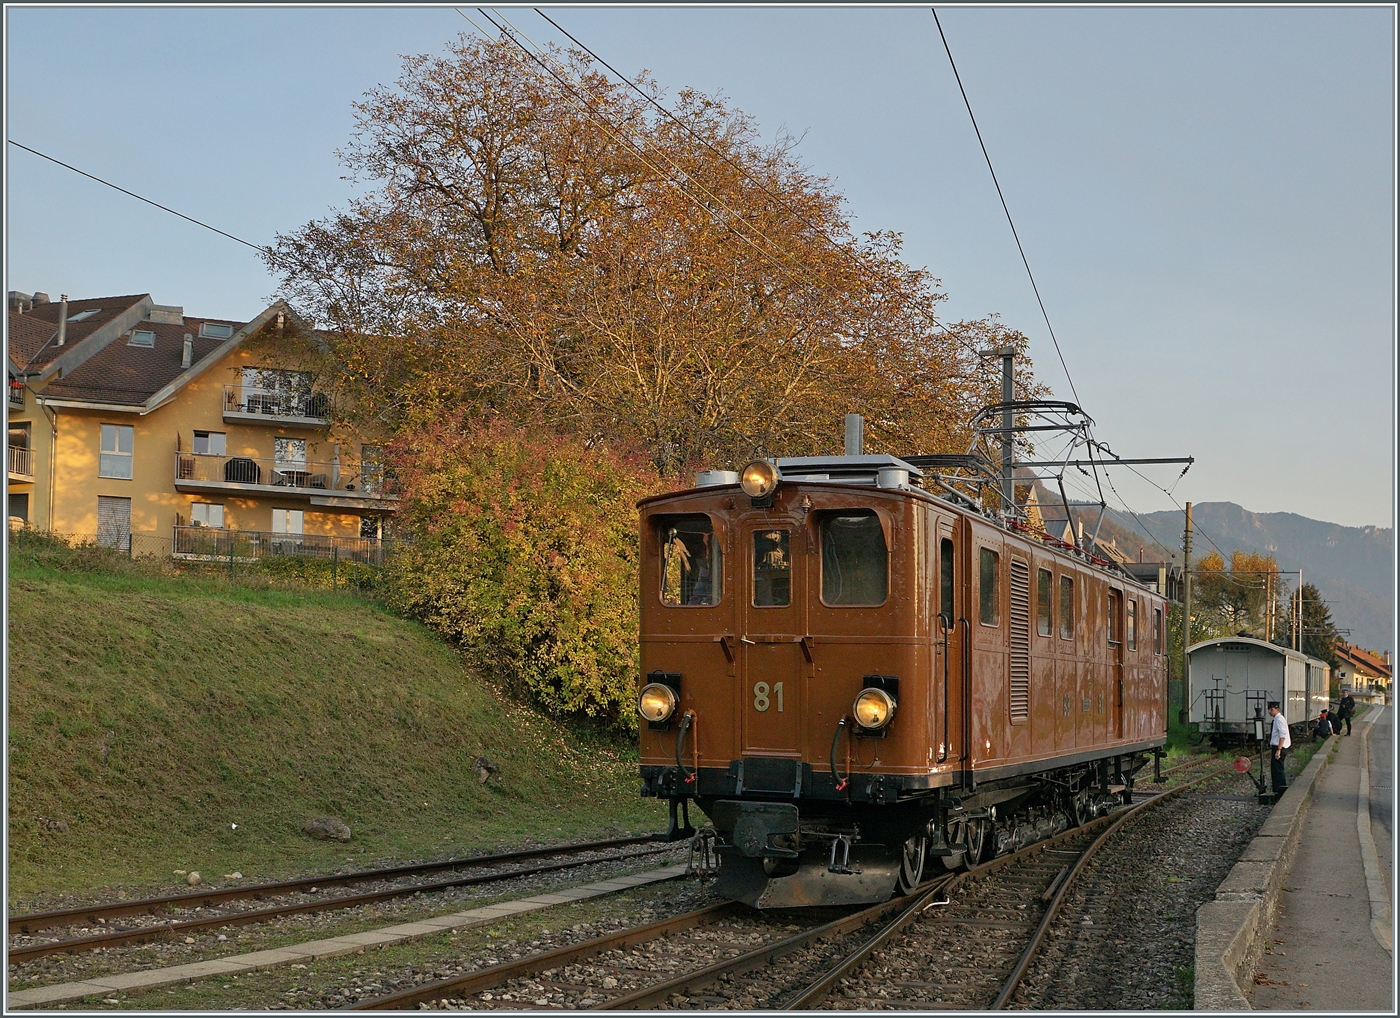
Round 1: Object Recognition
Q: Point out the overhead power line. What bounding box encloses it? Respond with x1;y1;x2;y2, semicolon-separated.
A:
929;8;1081;406
7;140;268;253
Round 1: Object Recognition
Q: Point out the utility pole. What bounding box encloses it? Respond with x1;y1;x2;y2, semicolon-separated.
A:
998;347;1015;519
1181;502;1193;722
1294;567;1304;652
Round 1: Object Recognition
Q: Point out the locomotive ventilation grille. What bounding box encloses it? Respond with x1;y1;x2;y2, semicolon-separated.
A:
1010;558;1031;722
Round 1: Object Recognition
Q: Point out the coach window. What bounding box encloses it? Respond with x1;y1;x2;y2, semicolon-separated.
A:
1036;567;1053;636
820;511;887;606
939;538;954;619
1127;598;1137;650
1059;575;1074;640
1154;607;1164;654
659;515;722;606
1108;588;1122;645
978;548;1000;626
754;529;792;606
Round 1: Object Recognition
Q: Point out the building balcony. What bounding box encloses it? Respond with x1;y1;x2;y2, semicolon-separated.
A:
172;525;384;565
9;380;25;408
8;445;33;482
223;384;331;427
174;452;395;510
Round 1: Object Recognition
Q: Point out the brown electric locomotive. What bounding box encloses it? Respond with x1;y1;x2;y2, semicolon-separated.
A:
636;451;1168;907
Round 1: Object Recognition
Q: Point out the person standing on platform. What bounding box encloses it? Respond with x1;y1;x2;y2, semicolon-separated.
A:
1338;690;1356;735
1267;701;1291;799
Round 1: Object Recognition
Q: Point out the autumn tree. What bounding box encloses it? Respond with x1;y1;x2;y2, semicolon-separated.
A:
1191;550;1288;643
263;32;1038;477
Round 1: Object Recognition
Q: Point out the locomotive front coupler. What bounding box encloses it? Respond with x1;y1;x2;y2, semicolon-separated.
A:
665;797;697;842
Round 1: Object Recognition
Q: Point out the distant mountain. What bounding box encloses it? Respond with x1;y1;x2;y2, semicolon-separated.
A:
1032;493;1393;653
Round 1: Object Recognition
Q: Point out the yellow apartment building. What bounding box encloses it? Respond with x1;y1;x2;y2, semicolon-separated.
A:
7;290;395;552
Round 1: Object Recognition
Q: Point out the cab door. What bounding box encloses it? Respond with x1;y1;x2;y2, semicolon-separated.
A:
933;516;962;769
739;521;807;768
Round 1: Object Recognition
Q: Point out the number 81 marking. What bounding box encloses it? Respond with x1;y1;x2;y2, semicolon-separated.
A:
753;681;784;712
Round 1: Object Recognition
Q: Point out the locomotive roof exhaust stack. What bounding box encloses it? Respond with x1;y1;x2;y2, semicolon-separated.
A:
844;414;864;456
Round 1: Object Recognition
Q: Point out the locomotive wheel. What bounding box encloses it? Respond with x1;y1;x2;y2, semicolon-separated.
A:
963;817;988;868
1069;790;1091;827
895;835;927;894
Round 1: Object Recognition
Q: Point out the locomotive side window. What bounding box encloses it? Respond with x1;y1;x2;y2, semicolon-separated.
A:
659;515;722;606
1036;567;1053;636
1059;575;1074;639
939;538;954;618
753;529;791;606
1127;598;1137;650
1108;588;1122;644
1154;607;1164;654
979;548;1000;626
820;511;887;605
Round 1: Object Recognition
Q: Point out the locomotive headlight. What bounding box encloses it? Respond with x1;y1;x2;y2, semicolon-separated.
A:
740;459;781;498
637;683;678;723
853;687;896;730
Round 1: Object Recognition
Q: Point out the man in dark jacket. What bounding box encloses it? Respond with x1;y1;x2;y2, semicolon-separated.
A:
1338;691;1356;735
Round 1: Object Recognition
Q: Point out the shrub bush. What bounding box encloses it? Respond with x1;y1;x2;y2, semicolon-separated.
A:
384;419;666;734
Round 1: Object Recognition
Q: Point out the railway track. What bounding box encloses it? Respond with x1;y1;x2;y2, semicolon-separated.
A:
7;835;668;965
350;763;1233;1010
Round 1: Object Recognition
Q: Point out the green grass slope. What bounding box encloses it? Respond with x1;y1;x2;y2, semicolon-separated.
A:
6;555;663;903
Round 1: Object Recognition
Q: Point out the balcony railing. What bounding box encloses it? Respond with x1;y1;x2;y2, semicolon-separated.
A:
9;381;25;408
172;525;384;565
223;384;331;425
175;452;387;498
8;445;33;478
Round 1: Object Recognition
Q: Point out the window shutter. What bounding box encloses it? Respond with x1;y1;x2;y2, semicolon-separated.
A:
97;496;132;549
1010;558;1031;723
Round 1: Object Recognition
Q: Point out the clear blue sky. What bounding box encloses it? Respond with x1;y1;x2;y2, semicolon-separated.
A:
5;6;1394;530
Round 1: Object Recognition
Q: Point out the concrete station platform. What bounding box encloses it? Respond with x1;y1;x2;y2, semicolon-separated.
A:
1242;705;1393;1010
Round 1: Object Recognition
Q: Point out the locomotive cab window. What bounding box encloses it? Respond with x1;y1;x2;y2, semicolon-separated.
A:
1036;567;1053;636
753;529;791;606
1127;598;1137;650
1108;588;1122;644
979;547;1000;626
1059;575;1074;640
819;511;887;606
939;538;954;619
1154;607;1164;654
659;515;722;606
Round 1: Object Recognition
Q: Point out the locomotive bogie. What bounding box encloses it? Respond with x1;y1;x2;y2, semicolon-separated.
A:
638;456;1168;906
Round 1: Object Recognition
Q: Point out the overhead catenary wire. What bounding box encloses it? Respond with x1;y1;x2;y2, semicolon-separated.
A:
930;7;1082;406
7;140;268;253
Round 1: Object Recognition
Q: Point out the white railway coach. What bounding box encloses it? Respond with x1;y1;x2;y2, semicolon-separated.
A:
1187;637;1330;740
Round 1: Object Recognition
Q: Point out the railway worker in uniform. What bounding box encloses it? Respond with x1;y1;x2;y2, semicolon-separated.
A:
1338;690;1356;736
1267;702;1291;799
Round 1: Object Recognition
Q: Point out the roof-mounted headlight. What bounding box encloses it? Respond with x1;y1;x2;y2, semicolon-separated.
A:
740;460;781;498
853;687;896;731
637;683;679;723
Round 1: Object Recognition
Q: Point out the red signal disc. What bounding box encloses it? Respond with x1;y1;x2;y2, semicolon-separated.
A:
1234;757;1252;773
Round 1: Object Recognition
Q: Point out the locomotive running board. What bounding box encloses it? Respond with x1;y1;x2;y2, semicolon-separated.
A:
716;851;901;908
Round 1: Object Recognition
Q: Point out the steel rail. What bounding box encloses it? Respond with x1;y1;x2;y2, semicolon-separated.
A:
783;763;1233;1010
351;903;736;1010
9;834;661;934
989;763;1235;1009
8;844;675;964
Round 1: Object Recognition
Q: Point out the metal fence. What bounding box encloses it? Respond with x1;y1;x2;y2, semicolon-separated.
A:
171;525;385;565
8;445;33;477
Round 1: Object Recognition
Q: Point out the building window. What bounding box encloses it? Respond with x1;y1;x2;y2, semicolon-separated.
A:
1108;588;1122;645
9;492;30;523
274;437;307;468
96;495;131;549
1060;575;1075;640
979;547;1000;626
193;431;226;456
99;424;134;479
128;331;156;348
190;503;224;528
1036;567;1053;636
361;444;384;494
1127;598;1137;650
271;508;304;534
360;516;381;541
1154;607;1164;655
66;309;101;323
200;322;235;339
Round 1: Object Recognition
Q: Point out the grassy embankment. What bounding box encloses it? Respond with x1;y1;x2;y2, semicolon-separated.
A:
6;540;665;905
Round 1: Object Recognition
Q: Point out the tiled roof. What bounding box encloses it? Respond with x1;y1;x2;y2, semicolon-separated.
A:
1337;642;1392;679
6;294;149;372
42;317;245;405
